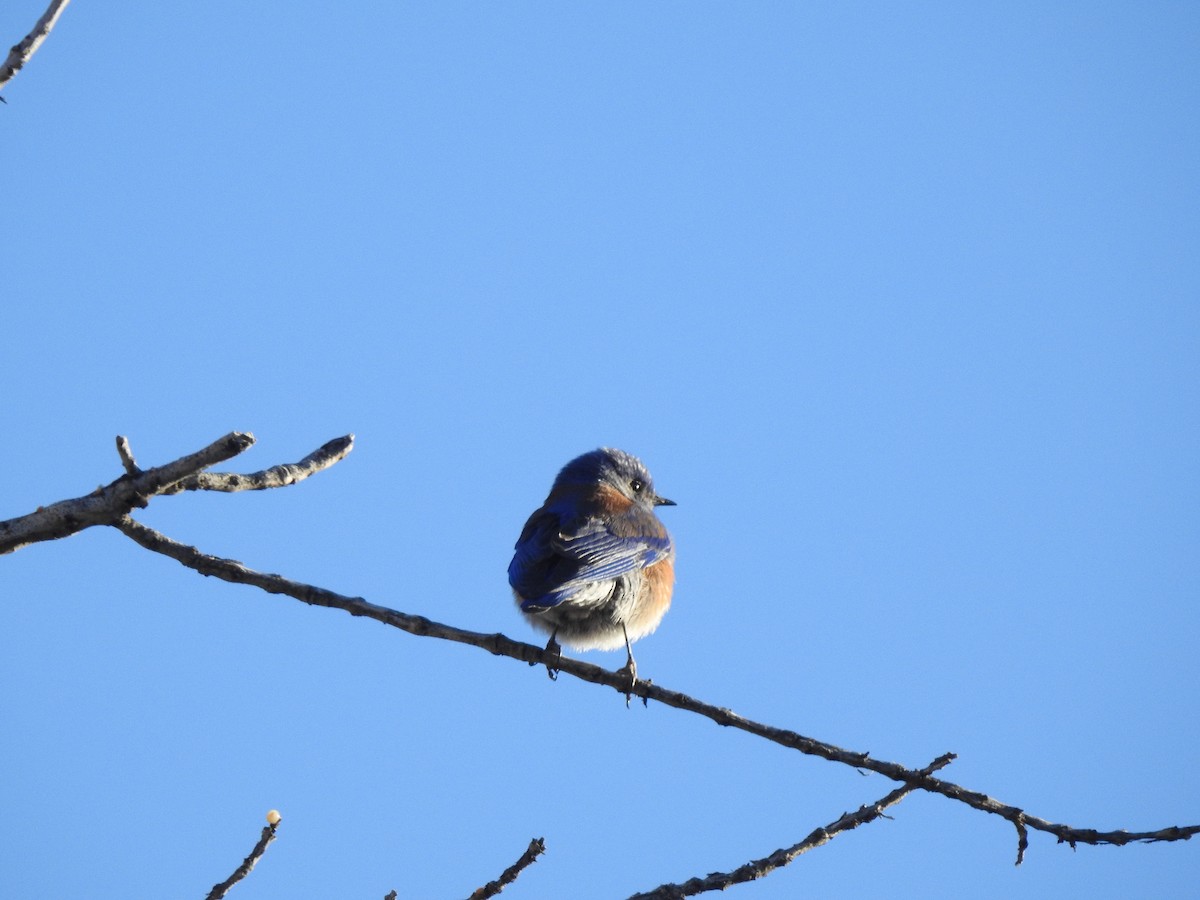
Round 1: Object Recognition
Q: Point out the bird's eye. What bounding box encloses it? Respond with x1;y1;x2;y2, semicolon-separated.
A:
630;479;644;493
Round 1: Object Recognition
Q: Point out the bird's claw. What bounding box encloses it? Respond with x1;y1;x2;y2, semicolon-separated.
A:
544;635;562;681
617;657;638;706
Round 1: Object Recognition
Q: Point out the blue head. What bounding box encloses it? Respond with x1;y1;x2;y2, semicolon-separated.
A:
553;448;675;511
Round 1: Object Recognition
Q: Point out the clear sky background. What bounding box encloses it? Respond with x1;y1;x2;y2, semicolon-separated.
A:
2;3;1197;898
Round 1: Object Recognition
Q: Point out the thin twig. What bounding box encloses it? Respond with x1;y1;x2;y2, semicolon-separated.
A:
109;515;1200;856
468;837;546;899
0;0;72;98
206;821;279;900
115;436;141;476
628;754;954;898
161;434;355;494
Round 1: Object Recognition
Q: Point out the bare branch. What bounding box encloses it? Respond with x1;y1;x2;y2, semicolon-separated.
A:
468;837;546;899
0;433;255;555
0;0;71;99
109;516;1200;856
0;433;355;555
161;434;355;494
206;819;279;900
628;754;955;899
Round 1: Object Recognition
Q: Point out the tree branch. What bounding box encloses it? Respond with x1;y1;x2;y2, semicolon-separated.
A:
6;432;1192;873
628;754;955;898
205;817;279;900
160;434;354;494
0;433;355;555
109;514;1200;858
468;837;546;899
0;0;72;99
0;433;256;554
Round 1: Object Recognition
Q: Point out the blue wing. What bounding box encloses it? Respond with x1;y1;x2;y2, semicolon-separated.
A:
509;509;672;611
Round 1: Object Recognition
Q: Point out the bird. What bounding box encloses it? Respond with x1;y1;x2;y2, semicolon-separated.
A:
508;448;676;687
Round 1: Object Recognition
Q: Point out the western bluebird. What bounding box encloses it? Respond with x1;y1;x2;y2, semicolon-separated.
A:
508;448;676;686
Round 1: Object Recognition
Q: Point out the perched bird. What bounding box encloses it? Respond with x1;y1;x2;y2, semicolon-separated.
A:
508;448;676;685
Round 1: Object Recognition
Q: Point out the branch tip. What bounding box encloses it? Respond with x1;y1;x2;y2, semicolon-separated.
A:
468;836;547;899
204;820;279;900
115;436;140;476
0;0;72;94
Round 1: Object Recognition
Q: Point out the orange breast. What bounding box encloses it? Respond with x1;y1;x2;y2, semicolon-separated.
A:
628;556;675;638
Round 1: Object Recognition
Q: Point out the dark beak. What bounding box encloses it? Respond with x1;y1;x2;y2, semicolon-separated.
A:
654;495;677;507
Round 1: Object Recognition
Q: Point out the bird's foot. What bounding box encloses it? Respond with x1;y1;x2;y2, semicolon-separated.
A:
543;635;562;681
616;655;638;706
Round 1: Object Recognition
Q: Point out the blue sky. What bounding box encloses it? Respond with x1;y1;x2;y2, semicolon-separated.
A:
2;3;1197;898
